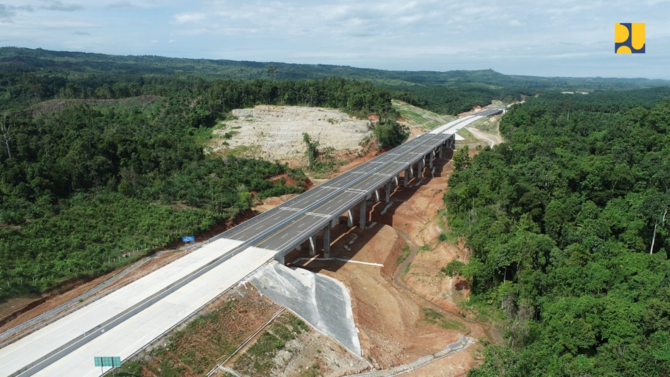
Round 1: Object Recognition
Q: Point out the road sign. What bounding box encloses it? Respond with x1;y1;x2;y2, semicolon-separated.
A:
182;236;195;243
94;356;121;367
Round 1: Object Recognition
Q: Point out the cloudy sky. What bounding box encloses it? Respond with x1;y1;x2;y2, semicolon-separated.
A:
1;0;669;78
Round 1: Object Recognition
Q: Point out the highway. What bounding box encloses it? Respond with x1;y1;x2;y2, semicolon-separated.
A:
0;108;501;376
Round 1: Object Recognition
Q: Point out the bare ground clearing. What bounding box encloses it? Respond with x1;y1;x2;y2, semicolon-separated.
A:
212;105;373;166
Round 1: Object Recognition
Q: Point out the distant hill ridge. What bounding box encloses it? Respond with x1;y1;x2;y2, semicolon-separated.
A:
2;46;670;90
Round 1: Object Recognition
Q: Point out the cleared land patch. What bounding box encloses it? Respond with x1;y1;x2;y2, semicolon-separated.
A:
211;105;373;164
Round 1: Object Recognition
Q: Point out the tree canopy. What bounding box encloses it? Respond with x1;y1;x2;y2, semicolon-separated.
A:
445;89;670;376
0;66;403;301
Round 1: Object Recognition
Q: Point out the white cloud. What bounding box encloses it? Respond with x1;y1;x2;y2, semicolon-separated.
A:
41;0;84;11
173;12;206;23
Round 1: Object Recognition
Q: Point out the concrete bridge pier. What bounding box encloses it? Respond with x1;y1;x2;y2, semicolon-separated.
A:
331;217;339;228
359;200;367;229
404;169;410;187
347;209;354;227
394;176;399;187
429;151;434;168
275;254;285;264
309;235;316;256
385;182;391;202
375;189;380;202
323;225;331;258
418;160;424;178
439;146;444;158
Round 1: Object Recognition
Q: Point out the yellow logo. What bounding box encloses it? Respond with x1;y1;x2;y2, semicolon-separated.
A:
615;23;645;53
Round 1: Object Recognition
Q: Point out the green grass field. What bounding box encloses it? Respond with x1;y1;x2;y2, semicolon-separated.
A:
392;100;456;129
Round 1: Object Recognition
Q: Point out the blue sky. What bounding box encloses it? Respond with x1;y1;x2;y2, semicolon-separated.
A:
1;0;669;78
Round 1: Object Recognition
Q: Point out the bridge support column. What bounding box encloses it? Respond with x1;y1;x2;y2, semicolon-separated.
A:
359;200;367;229
309;236;316;256
323;225;331;258
429;152;434;168
347;209;354;227
410;166;414;179
394;176;399;187
418;160;424;178
404;169;410;187
439;147;443;158
331;217;338;228
385;182;391;202
375;189;380;202
275;254;285;264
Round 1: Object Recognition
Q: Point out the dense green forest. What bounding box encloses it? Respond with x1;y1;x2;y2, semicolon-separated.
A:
0;65;402;300
3;49;670;375
444;88;670;375
3;47;669;89
5;47;670;115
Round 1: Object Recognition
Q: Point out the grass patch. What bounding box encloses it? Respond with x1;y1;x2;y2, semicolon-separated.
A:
222;130;239;139
115;360;142;376
300;363;321;377
456;128;478;143
422;308;468;332
401;261;412;279
396;244;411;265
223;144;262;158
121;296;279;376
471;116;499;133
191;122;229;144
234;313;309;376
456;295;505;325
392;100;456;129
441;230;461;244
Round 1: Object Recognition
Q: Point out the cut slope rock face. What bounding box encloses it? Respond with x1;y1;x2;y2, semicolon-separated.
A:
213;105;372;162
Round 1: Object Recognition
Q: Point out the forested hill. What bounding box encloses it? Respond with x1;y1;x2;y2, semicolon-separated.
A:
445;88;670;375
0;68;404;301
3;47;670;90
6;47;670;116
